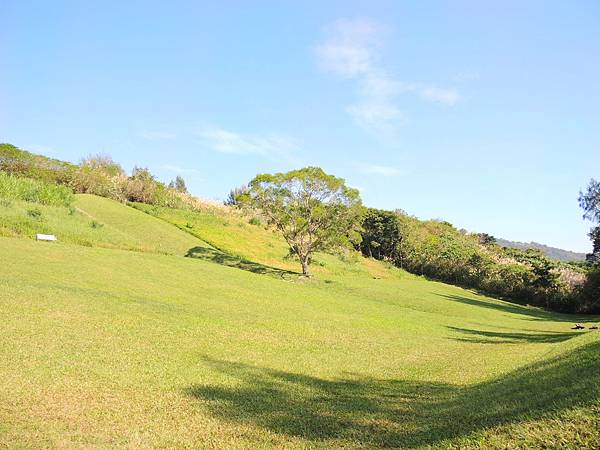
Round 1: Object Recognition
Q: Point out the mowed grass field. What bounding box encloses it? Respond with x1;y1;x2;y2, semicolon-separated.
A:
1;195;599;448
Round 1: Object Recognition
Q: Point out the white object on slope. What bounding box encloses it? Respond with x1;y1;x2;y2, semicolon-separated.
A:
36;234;57;241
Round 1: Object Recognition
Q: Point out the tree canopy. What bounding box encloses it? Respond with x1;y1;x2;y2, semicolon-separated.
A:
579;178;600;263
239;167;363;276
169;175;188;193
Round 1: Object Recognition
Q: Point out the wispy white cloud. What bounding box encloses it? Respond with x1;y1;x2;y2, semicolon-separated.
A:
315;18;460;136
160;164;202;175
198;125;302;165
139;131;177;140
414;85;460;105
315;18;380;78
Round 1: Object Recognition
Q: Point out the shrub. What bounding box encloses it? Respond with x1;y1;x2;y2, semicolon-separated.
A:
71;154;127;201
26;208;43;219
0;172;73;207
0;143;76;185
124;167;158;204
224;185;248;207
248;217;262;226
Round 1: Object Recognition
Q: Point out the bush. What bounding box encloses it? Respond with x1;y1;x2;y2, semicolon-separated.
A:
26;208;43;219
0;172;73;207
70;155;127;201
577;268;600;313
0;143;76;185
248;217;262;226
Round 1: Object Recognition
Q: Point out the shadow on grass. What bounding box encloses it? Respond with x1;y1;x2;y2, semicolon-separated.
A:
186;340;600;448
447;326;581;344
185;246;299;280
437;293;598;323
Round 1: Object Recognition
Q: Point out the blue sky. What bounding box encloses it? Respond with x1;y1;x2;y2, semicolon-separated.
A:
1;1;599;252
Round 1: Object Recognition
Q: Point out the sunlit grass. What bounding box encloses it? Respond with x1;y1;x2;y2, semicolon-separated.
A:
0;194;203;254
0;194;599;448
0;172;73;206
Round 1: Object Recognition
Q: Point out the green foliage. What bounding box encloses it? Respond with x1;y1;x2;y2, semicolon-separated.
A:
26;208;43;219
579;178;600;223
224;185;248;207
0;143;76;184
360;210;585;312
1;143;225;215
477;233;496;246
577;178;600;312
168;175;188;193
0;172;74;207
89;220;104;229
124;167;159;204
239;167;364;276
70;154;127;200
359;208;401;260
248;216;262;226
578;267;600;313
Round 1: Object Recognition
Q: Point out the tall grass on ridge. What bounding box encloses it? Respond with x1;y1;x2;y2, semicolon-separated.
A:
0;172;73;207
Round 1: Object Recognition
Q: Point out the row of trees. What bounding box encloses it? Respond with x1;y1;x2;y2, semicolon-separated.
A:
359;208;590;311
233;166;598;313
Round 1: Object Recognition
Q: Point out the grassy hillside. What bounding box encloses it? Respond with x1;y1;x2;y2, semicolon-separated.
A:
131;202;378;279
1;193;599;448
1;233;599;447
0;194;204;255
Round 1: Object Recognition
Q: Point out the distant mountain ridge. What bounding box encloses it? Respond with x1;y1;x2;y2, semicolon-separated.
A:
496;238;586;262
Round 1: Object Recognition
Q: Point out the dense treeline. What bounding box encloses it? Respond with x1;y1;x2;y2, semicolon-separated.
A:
359;208;596;313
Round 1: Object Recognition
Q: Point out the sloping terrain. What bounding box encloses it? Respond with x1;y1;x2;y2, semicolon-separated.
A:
0;194;204;255
0;196;599;448
497;237;586;262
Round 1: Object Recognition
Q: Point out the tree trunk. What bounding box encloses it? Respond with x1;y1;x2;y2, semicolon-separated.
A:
300;254;311;277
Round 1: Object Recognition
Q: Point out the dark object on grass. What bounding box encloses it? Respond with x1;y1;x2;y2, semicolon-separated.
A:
572;323;585;330
590;325;598;330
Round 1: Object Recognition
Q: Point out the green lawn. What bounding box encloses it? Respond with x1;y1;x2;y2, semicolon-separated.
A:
1;196;599;448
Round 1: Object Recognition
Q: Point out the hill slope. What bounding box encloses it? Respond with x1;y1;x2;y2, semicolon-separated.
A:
1;194;599;448
497;238;587;262
0;193;206;255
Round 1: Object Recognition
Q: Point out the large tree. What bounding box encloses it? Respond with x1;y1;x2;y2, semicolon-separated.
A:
239;167;363;276
579;178;600;263
578;178;600;313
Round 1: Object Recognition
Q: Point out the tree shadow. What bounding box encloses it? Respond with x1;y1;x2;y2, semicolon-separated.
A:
437;293;599;323
447;326;581;344
185;246;299;280
185;340;600;448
